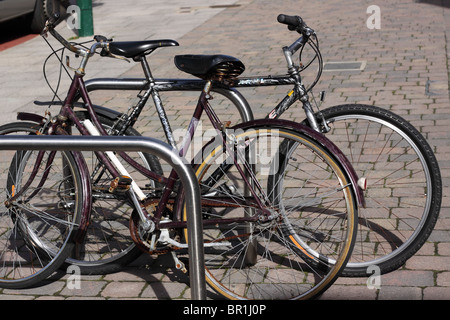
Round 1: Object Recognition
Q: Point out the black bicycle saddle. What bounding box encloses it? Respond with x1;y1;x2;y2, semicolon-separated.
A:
174;54;245;80
109;40;179;59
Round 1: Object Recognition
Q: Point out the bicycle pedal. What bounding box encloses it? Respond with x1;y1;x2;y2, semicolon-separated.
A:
109;175;133;193
171;252;188;273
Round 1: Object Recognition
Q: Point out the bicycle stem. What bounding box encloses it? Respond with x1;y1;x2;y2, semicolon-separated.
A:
279;33;323;132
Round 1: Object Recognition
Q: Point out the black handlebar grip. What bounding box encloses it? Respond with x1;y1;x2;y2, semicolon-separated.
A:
277;14;303;29
94;35;109;43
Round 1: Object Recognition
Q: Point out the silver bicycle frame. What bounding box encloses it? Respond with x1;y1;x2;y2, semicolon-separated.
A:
84;77;254;121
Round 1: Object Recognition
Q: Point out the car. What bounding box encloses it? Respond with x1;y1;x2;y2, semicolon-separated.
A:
0;0;69;33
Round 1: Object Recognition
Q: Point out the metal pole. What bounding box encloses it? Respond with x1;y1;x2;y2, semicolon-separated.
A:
0;135;206;300
77;0;94;37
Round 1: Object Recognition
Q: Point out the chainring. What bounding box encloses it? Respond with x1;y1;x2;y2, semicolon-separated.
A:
129;203;181;255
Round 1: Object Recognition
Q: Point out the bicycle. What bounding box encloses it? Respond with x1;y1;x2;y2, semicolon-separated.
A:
0;15;361;300
46;13;441;277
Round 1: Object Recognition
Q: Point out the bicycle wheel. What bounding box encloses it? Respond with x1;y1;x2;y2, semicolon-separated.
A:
0;122;83;288
312;104;442;276
62;111;164;274
182;124;358;300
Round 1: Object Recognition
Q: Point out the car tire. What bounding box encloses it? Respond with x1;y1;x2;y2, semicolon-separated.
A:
30;0;68;33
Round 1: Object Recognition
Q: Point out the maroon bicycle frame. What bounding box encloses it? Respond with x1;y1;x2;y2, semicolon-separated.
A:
14;70;365;234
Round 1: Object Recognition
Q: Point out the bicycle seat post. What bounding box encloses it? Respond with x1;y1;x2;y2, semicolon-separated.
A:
139;56;155;83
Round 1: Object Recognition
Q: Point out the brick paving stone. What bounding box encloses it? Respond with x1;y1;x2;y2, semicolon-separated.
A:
380;270;435;287
378;286;423;300
2;280;66;297
438;243;450;256
35;296;66;300
101;281;146;298
405;256;450;271
0;295;35;300
65;296;106;300
103;269;165;283
140;282;188;300
428;230;450;243
436;272;450;287
423;287;450;300
319;285;378;300
414;242;436;256
59;280;108;297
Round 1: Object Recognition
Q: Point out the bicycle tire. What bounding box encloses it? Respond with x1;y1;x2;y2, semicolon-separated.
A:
0;122;83;288
309;104;442;276
181;124;358;300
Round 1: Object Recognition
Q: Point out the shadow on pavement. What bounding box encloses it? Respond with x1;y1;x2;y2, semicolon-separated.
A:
0;15;37;43
0;16;38;51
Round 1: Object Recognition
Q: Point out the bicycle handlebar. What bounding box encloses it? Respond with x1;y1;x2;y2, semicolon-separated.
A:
277;14;303;30
43;13;110;58
277;13;322;90
277;14;314;57
43;14;82;55
277;14;314;37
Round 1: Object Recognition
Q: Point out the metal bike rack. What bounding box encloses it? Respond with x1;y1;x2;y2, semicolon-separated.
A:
0;135;206;300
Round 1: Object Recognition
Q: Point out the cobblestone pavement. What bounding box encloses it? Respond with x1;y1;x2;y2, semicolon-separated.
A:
0;0;449;301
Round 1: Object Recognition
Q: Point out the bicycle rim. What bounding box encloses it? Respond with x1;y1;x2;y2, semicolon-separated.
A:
318;104;441;275
183;126;357;300
0;124;82;288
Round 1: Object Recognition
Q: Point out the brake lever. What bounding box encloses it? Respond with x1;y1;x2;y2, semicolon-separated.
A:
104;48;130;63
41;20;51;37
92;36;129;62
94;35;108;43
94;35;113;43
303;27;315;37
109;53;130;63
